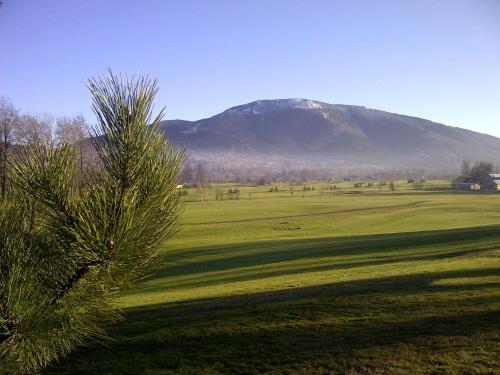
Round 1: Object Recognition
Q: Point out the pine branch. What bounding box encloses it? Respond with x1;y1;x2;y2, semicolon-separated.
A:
0;292;16;345
1;70;186;374
49;259;103;305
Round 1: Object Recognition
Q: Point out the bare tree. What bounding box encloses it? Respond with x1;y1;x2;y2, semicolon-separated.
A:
196;163;208;203
17;113;53;145
56;115;91;189
0;97;19;200
289;181;295;198
461;160;471;177
56;116;84;143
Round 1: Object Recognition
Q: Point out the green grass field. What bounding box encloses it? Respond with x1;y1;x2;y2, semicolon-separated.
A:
48;181;500;374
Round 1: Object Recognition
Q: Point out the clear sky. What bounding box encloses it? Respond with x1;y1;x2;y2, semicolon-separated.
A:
1;0;499;136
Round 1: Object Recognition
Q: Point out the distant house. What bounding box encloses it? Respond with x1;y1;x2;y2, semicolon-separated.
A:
458;173;500;191
480;174;500;191
458;178;481;191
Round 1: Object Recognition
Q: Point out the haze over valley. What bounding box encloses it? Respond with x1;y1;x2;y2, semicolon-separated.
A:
161;98;500;176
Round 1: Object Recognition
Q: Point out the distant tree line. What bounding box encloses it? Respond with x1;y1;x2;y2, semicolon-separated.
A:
178;161;441;186
0;97;97;200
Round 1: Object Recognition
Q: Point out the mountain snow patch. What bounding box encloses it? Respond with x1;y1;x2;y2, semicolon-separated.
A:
225;99;323;115
305;100;322;109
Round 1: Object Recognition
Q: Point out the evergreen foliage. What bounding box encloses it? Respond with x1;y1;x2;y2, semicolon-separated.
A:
470;161;493;179
0;70;185;373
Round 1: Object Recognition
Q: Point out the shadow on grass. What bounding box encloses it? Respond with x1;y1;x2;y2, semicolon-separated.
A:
136;225;500;292
47;267;500;374
164;225;500;263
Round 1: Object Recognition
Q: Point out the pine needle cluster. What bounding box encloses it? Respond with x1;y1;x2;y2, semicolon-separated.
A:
0;71;186;373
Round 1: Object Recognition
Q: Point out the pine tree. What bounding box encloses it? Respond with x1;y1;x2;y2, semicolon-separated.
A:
0;71;186;373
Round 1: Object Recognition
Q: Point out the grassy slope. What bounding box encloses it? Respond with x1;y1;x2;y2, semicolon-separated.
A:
48;182;500;374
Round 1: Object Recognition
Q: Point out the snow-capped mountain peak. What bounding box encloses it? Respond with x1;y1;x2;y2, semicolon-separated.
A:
224;98;324;115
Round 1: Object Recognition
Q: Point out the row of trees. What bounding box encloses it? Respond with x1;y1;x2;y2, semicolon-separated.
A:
0;72;185;373
0;98;95;199
178;160;440;187
460;159;494;180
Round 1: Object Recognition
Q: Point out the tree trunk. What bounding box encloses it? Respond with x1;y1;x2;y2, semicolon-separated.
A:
1;130;7;200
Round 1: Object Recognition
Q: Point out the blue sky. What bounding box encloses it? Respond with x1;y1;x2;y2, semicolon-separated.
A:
1;0;499;136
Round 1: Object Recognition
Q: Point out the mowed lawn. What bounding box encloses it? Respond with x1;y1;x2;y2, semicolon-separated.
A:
48;183;500;374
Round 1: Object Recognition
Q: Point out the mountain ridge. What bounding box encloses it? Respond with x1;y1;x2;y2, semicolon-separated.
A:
160;99;500;173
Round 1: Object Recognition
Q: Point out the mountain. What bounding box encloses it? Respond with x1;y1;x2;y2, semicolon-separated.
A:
160;99;500;173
